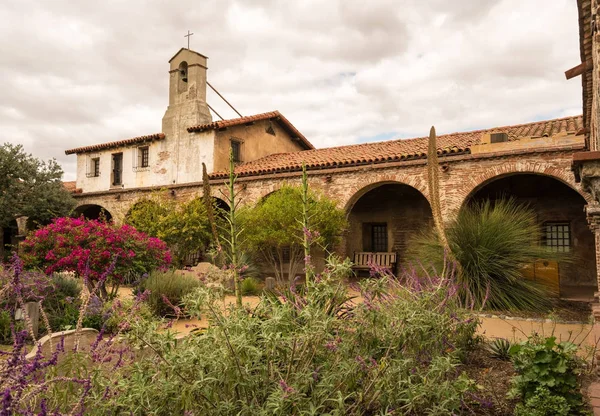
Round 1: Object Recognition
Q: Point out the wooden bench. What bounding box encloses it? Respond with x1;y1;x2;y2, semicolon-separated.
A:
352;252;397;273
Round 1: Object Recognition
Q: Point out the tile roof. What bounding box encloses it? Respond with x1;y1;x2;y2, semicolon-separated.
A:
210;115;583;179
168;48;208;63
187;111;314;150
65;133;165;155
577;0;592;145
63;181;81;194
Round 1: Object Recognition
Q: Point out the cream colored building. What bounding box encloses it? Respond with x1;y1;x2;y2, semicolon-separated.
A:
65;48;313;195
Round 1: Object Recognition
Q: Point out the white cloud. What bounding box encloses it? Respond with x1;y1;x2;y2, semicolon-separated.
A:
0;0;582;180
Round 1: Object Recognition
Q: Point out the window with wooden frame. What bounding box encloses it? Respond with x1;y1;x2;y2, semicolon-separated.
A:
362;223;388;252
86;157;101;178
112;153;123;186
92;158;100;177
231;140;242;163
371;224;388;252
137;146;149;169
542;222;571;252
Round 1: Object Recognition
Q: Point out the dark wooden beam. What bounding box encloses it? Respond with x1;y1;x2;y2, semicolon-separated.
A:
565;60;593;80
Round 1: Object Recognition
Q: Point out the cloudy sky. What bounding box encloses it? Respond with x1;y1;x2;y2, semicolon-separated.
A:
0;0;582;180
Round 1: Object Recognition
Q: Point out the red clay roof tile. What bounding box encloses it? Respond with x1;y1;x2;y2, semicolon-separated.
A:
210;115;583;179
187;110;314;150
65;133;165;155
63;181;82;193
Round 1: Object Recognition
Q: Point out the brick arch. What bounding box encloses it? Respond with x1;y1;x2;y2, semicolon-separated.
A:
73;203;114;221
252;179;304;206
341;173;429;212
454;162;593;214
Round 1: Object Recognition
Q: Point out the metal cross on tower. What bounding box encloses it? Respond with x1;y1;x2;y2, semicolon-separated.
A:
184;30;194;49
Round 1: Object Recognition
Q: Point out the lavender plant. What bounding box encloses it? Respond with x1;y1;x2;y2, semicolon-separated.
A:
0;255;153;415
89;257;484;415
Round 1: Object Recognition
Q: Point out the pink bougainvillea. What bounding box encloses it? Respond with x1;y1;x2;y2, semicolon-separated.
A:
21;217;172;285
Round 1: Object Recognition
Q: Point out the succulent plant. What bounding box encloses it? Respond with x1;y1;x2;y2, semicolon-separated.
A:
487;338;512;360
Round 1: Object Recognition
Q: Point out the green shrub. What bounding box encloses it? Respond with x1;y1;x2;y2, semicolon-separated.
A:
509;336;588;415
240;277;261;296
89;259;482;415
410;199;554;311
125;193;212;266
102;297;154;334
139;270;201;317
514;387;572;416
0;310;13;344
239;185;347;281
44;276;82;331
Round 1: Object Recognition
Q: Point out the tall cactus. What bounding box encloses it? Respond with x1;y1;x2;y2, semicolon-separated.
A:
220;151;242;307
427;126;451;252
202;162;222;257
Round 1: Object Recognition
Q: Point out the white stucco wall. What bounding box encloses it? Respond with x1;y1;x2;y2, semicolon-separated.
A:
75;130;215;193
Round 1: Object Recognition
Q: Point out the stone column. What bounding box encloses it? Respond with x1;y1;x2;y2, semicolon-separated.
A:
586;204;600;321
15;216;28;254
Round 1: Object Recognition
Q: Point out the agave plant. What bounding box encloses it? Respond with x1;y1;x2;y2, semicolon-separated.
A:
487;338;512;360
409;198;559;311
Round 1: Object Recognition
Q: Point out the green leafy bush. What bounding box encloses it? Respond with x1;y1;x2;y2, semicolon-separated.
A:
514;387;572;416
43;276;82;331
0;310;14;344
240;277;261;295
239;185;347;281
410;199;554;311
509;336;588;415
125;192;212;266
138;270;201;317
89;259;482;415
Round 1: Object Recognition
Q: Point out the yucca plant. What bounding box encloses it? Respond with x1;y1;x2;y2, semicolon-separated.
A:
410;198;558;311
487;338;512;360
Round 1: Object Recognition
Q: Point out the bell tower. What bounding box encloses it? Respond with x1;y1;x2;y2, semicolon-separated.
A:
162;48;212;138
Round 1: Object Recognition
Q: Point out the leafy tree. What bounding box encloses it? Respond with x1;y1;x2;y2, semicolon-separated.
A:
409;198;555;311
240;185;347;281
0;143;75;227
125;192;212;266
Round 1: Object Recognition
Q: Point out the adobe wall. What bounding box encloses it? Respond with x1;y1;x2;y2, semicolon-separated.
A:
75;148;589;226
72;148;596;287
212;120;307;172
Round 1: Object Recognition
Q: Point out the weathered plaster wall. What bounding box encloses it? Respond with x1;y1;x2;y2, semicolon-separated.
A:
75;130;216;194
212;120;307;173
470;133;584;154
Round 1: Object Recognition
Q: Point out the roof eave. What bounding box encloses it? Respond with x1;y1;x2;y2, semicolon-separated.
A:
64;133;165;155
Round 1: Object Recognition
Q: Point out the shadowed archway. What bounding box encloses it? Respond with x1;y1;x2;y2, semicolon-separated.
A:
465;173;596;298
346;182;433;273
73;204;113;221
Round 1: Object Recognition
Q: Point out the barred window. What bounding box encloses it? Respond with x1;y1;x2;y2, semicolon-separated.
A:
543;222;570;252
231;140;242;163
92;158;100;177
139;147;149;168
371;224;388;252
